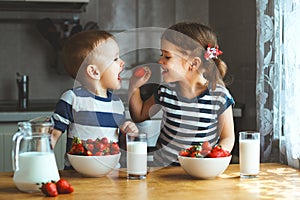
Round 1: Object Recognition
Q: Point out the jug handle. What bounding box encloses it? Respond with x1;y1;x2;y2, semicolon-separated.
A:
12;132;24;172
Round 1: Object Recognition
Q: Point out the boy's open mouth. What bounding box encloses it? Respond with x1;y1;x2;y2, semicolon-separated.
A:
118;70;123;80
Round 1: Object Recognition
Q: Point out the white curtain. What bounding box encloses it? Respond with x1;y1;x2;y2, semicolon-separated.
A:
281;0;300;168
257;0;300;168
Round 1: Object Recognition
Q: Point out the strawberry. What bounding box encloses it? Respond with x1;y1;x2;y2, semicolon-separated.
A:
86;139;94;144
95;142;106;151
100;137;109;146
111;142;120;153
75;143;85;155
202;141;212;151
85;150;93;156
134;67;146;77
40;181;58;197
94;151;103;156
56;178;74;194
208;145;230;158
179;149;190;157
86;143;94;152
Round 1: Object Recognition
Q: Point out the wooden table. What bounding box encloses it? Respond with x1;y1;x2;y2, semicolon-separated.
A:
1;163;300;200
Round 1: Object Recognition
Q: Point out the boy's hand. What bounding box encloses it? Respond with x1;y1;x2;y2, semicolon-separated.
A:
120;121;139;135
129;66;151;91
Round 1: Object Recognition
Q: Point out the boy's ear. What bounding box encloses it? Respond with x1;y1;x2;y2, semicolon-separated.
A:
190;57;202;70
86;65;101;80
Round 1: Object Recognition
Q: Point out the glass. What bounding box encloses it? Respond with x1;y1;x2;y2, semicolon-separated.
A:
126;133;147;180
12;117;60;192
239;131;260;178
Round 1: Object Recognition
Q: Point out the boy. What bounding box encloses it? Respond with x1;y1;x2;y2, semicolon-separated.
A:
51;30;138;168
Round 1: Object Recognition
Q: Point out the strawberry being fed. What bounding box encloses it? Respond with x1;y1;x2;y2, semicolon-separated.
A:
134;67;146;77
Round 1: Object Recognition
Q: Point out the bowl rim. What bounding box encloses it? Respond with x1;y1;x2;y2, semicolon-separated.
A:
67;152;121;158
178;155;232;160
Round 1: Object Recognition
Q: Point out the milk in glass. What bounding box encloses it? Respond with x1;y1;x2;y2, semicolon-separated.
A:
239;131;260;178
126;133;147;179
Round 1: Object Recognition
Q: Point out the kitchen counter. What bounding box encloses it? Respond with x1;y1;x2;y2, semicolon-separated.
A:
1;163;300;199
0;99;57;122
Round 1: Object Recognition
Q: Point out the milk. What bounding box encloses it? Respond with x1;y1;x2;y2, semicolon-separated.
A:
127;141;147;176
239;139;260;176
13;152;60;192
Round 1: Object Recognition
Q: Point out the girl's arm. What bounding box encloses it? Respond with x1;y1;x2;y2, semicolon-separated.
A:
128;67;159;122
218;105;235;152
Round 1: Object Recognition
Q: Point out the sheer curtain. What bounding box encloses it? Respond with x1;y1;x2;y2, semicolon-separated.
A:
257;0;300;168
281;0;300;168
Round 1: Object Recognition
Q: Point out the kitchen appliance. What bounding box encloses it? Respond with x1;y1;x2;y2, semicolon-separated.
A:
12;117;60;193
16;73;29;110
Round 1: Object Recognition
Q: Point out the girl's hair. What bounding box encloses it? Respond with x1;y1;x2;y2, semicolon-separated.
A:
161;22;227;89
63;30;113;80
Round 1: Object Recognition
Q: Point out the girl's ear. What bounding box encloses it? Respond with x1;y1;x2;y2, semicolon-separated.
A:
189;57;202;70
86;65;101;80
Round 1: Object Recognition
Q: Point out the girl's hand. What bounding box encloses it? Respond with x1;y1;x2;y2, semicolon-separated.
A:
120;121;139;135
129;66;151;91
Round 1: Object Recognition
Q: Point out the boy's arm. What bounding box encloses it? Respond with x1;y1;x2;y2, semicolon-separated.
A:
118;121;139;151
50;128;63;149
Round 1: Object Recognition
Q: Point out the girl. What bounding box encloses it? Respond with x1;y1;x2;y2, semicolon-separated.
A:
129;22;235;166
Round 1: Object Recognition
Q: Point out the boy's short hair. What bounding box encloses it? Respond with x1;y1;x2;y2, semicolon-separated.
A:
63;30;113;80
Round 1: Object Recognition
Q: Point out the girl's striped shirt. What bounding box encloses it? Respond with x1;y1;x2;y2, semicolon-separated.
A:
153;82;234;166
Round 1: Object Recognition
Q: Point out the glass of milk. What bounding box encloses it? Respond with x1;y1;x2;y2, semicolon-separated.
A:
239;131;260;178
126;133;147;180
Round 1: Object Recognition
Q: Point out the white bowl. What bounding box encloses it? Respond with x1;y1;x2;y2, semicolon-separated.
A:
67;153;121;177
178;155;232;179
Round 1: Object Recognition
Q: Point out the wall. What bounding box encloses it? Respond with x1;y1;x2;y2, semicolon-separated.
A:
0;0;209;101
0;0;257;151
209;0;257;156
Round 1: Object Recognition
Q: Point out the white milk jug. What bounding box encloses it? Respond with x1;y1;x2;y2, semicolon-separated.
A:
12;117;60;193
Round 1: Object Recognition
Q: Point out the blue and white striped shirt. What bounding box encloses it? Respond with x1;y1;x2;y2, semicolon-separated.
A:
52;86;126;143
153;82;234;166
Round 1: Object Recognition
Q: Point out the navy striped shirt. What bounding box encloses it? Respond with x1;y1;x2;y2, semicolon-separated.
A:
153;82;234;166
52;86;126;143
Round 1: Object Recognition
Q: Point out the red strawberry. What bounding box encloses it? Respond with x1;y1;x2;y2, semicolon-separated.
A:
56;178;74;194
95;142;106;151
179;149;190;157
94;151;103;156
40;182;58;197
111;142;120;153
85;150;93;156
86;139;94;144
134;67;146;77
202;141;212;151
86;143;94;152
100;137;109;145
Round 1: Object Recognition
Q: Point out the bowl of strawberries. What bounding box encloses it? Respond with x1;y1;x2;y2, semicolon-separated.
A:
178;141;232;179
67;137;121;177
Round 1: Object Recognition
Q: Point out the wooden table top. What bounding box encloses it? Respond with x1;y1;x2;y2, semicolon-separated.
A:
1;163;300;200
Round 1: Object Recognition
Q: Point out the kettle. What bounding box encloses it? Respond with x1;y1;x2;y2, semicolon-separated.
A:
12;117;60;193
